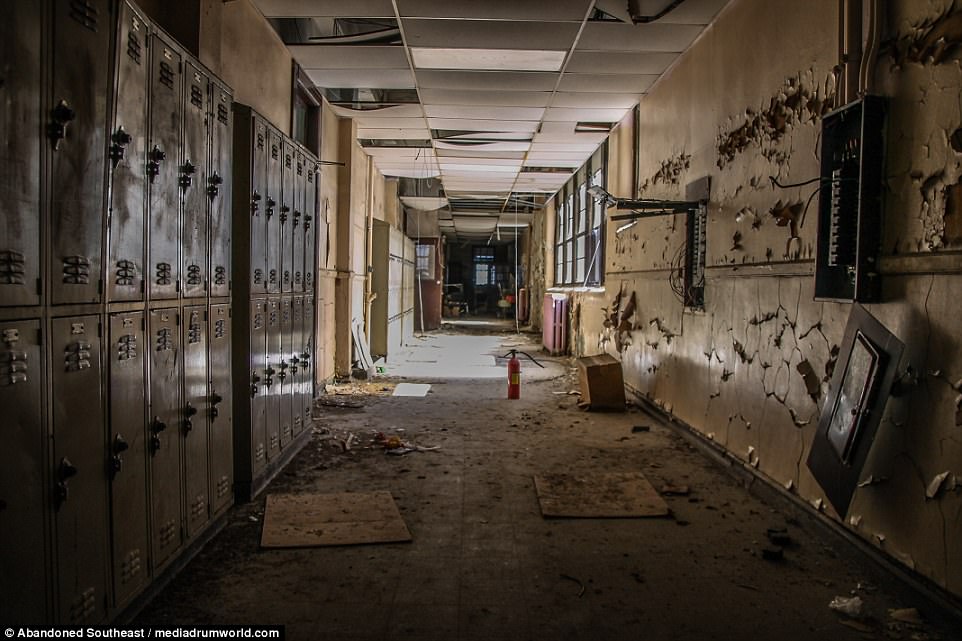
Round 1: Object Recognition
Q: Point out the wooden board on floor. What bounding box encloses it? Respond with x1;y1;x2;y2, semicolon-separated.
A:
533;472;670;518
260;491;412;548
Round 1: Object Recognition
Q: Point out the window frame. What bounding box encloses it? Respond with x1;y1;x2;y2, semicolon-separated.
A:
554;143;607;287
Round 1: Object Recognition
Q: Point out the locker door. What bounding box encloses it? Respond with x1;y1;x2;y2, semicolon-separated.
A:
147;308;182;568
264;298;280;460
280;141;295;293
181;62;210;299
208;84;233;299
249;300;267;475
183;305;209;536
249;119;268;293
290;296;304;437
303;161;318;293
107;310;149;608
51;315;108;624
292;151;305;293
0;4;42;307
0;320;47;622
265;130;282;294
208;304;232;515
146;35;183;300
278;297;292;448
106;2;149;303
301;296;315;427
50;0;113;305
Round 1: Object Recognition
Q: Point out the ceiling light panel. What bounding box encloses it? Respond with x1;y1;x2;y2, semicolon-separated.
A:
411;48;566;72
423;105;545;121
436;149;528;159
557;73;658;93
401;19;579;50
439;157;523;166
434;141;530;152
416;70;559;91
288;45;409;69
419;89;552;107
254;0;394;17
427;118;540;133
578;22;703;52
396;0;593;21
305;69;415;89
565;51;677;74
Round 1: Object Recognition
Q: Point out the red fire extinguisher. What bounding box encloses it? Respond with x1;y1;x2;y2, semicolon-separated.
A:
502;349;544;399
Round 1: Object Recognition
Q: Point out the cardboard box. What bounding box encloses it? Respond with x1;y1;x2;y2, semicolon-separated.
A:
577;354;626;411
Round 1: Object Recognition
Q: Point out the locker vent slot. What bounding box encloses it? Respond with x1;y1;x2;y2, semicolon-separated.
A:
155;262;172;285
187;321;201;344
216;476;230;498
214;266;227;286
156;327;173;351
269;269;277;286
117;334;138;361
187;264;202;286
116;259;136;286
120;549;142;584
69;0;99;32
305;272;313;288
296;161;303;176
189;84;203;109
217;104;229;125
214;319;226;339
271;144;279;160
253;313;264;330
255;443;265;462
0;349;29;387
256;133;264;149
0;250;26;284
285;154;292;168
253;269;263;285
159;520;177;547
68;587;97;623
294;270;302;286
64;341;93;372
127;31;142;64
63;255;92;284
159;62;175;90
190;496;206;519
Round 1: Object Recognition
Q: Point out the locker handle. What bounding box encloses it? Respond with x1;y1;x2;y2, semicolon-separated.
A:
251;191;261;215
48;100;76;150
179;160;196;189
59;457;78;480
208;172;223;199
147;146;166;180
109;126;132;167
210;391;223;418
113;434;129;454
266;198;276;218
151;416;167;433
185;402;198;417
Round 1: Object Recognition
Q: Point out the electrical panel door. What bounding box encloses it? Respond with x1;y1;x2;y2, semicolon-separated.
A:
292;151;305;293
280;141;295;293
278;297;292;448
266;130;282;294
209;83;233;299
147;308;182;569
146;35;183;300
249;118;268;293
107;310;149;608
0;320;47;623
182;62;210;299
106;1;149;302
303;160;318;293
290;296;304;437
49;0;112;305
0;4;42;307
208;304;232;515
249;300;267;475
264;298;281;459
51;315;108;625
301;296;315;427
183;305;209;537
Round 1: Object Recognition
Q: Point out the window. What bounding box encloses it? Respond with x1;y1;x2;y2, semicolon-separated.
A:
473;246;494;286
416;243;435;280
554;143;606;286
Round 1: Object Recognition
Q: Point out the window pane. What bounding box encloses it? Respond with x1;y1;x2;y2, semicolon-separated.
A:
578;183;587;233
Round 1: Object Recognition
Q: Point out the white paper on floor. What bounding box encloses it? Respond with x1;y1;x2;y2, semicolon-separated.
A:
392;383;431;397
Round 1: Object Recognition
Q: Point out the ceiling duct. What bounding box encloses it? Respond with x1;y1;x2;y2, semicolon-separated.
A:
268;17;402;45
398;177;445;199
628;0;688;24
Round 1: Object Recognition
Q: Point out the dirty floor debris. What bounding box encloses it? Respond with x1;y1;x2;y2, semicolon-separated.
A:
134;333;961;641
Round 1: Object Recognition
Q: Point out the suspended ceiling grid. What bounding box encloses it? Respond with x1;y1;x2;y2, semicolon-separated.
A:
254;0;731;241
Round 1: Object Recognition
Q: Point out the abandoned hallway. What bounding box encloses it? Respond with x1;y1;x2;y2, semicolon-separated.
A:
134;330;961;640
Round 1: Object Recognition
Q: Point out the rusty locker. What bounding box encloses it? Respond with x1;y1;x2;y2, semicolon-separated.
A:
0;320;47;622
181;62;209;299
208;304;232;515
264;297;281;459
106;1;150;302
107;310;149;608
303;159;318;292
247;117;269;294
266;129;282;294
278;297;293;448
49;0;113;305
51;315;108;625
248;299;268;476
290;296;304;437
0;3;43;307
183;305;209;536
148;308;182;568
208;82;233;299
146;34;183;300
291;150;305;292
280;141;295;293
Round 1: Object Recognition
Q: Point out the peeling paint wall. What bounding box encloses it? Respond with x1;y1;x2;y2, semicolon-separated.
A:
554;0;962;598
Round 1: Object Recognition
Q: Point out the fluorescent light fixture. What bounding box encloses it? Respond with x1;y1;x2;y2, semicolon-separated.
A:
615;220;638;234
496;223;529;228
411;47;566;72
439;163;522;173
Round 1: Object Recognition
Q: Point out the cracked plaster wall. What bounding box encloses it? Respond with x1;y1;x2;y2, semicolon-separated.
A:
559;0;962;597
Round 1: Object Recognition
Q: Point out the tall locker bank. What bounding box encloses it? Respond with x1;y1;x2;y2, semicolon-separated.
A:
0;0;233;624
231;105;319;501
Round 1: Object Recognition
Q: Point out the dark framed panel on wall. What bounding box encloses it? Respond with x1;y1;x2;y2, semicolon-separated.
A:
291;62;322;156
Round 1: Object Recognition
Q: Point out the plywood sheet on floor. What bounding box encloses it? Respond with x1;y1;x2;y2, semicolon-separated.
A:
260;491;412;548
533;472;670;518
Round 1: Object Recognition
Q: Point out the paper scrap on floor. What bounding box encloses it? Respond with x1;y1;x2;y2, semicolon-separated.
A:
534;472;670;518
260;491;412;548
393;383;431;397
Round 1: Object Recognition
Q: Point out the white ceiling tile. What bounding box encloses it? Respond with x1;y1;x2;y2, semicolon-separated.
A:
439;157;523;166
525;151;591;161
357;128;431;139
396;0;592;21
289;45;409;69
420;89;552;107
543;106;631;122
550;92;640;109
305;68;416;89
578;22;703;52
352;116;427;128
435;141;530;152
565;51;678;74
522;158;583;167
365;148;435;158
427;118;540;133
416;70;559;91
557;73;657;93
402;19;580;50
411;48;565;72
254;0;394;17
423;105;545;120
530;142;603;152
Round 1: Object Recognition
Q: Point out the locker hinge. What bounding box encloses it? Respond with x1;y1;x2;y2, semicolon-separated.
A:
141;317;146;331
98;279;103;294
98;321;103;338
36;278;42;295
176;280;181;292
37;328;43;345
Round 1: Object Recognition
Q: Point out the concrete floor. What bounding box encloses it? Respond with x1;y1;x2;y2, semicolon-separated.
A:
135;330;961;641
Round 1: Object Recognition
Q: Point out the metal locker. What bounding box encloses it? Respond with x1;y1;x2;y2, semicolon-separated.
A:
208;82;233;299
106;2;149;303
280;141;295;293
146;34;183;300
147;308;182;568
301;296;315;427
248;118;268;294
183;305;209;537
265;129;282;294
181;61;210;299
0;320;47;622
278;297;292;448
290;296;304;437
107;310;149;608
208;303;232;515
249;299;267;474
49;0;113;305
264;297;281;459
51;315;108;624
291;151;305;293
0;3;42;307
303;160;318;293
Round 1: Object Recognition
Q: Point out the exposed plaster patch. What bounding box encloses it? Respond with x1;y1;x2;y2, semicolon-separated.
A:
640;153;692;193
600;288;638;353
884;7;962;67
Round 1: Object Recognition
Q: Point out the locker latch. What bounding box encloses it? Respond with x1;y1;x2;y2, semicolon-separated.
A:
149;417;167;455
304;214;312;232
266;197;276;218
55;457;78;507
208;172;223;199
264;366;275;387
277;360;288;381
280;205;290;224
184;403;198;433
147;146;166;180
251;191;261;215
110;434;129;478
290;355;300;375
48;100;76;150
179;160;196;189
109;127;133;167
293;210;301;228
210;391;223;418
251;372;261;398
